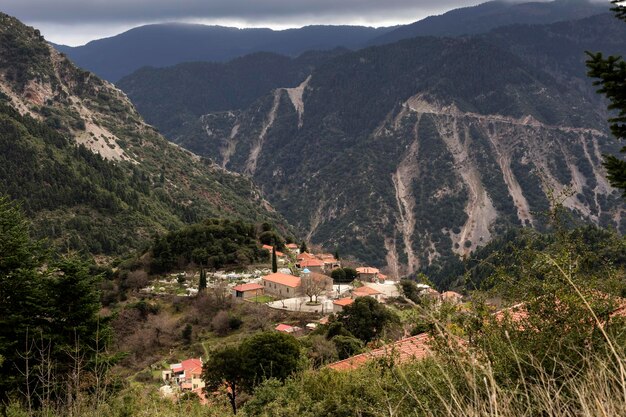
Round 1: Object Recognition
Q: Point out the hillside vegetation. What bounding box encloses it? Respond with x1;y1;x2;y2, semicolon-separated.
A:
167;27;625;278
0;12;287;256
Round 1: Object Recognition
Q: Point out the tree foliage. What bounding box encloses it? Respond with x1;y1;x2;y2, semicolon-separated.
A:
587;1;626;194
0;197;110;404
337;297;399;343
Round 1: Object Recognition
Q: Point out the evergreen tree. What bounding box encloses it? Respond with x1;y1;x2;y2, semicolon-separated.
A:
198;267;207;292
586;1;626;194
271;245;278;273
299;241;308;253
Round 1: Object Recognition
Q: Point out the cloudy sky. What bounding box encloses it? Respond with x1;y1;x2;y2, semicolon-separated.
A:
0;0;495;46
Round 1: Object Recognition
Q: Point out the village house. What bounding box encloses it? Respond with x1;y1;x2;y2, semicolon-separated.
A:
285;243;300;254
317;253;341;271
327;334;432;371
262;245;288;264
356;267;380;282
162;358;205;393
298;258;325;273
262;272;302;297
275;323;302;334
352;285;383;301
232;283;264;300
333;297;354;313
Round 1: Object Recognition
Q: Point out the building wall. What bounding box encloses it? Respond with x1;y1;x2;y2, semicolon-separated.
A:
263;280;301;297
234;288;264;300
357;272;378;282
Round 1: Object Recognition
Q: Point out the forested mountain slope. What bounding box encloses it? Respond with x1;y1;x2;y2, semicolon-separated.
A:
0;13;286;256
180;32;625;275
117;49;346;139
54;24;392;82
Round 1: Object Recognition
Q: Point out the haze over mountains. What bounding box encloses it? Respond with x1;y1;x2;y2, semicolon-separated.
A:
54;0;609;82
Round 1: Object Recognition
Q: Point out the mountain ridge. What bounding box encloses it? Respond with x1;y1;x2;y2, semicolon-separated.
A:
0;12;288;256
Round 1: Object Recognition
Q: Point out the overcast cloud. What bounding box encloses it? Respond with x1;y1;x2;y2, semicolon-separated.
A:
0;0;596;45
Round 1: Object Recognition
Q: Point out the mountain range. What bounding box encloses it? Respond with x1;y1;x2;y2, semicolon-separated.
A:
0;12;286;256
54;0;608;82
120;12;626;275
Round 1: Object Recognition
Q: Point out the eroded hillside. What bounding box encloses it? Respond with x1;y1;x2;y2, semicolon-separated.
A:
184;35;624;274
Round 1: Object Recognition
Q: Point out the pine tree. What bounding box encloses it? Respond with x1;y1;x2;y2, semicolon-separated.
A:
272;245;278;273
199;267;207;292
586;1;626;195
300;241;308;253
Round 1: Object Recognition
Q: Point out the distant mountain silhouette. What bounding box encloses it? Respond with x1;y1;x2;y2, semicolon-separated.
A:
54;24;393;81
370;0;608;45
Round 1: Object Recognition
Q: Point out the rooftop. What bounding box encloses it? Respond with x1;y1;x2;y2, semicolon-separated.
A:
327;333;432;371
353;286;382;296
232;283;264;292
333;297;355;307
300;258;324;267
263;272;301;288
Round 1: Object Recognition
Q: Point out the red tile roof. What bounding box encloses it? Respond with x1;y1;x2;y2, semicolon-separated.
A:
262;244;273;251
275;323;296;333
353;286;382;296
232;283;264;292
333;297;355;307
327;333;432;371
378;273;388;280
286;243;299;249
300;259;324;267
263;272;301;288
297;252;315;261
356;267;380;274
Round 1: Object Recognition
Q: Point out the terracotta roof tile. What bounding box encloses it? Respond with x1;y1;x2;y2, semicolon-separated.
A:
333;297;355;307
327;333;432;371
232;283;264;292
353;286;382;296
263;272;301;288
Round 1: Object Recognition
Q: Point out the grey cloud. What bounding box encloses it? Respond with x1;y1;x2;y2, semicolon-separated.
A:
2;0;486;24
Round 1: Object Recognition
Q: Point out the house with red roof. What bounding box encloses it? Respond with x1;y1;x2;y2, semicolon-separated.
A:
333;297;354;313
232;283;264;300
298;258;325;273
285;243;300;254
275;323;302;334
352;285;383;301
327;333;432;371
262;272;302;297
356;266;380;282
162;358;205;393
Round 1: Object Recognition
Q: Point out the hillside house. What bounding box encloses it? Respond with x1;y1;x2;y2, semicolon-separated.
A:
333;297;354;313
327;334;432;371
356;267;380;282
298;258;325;273
162;358;205;392
318;253;341;271
232;283;264;300
275;323;302;334
352;285;383;301
262;272;302;297
285;243;300;254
